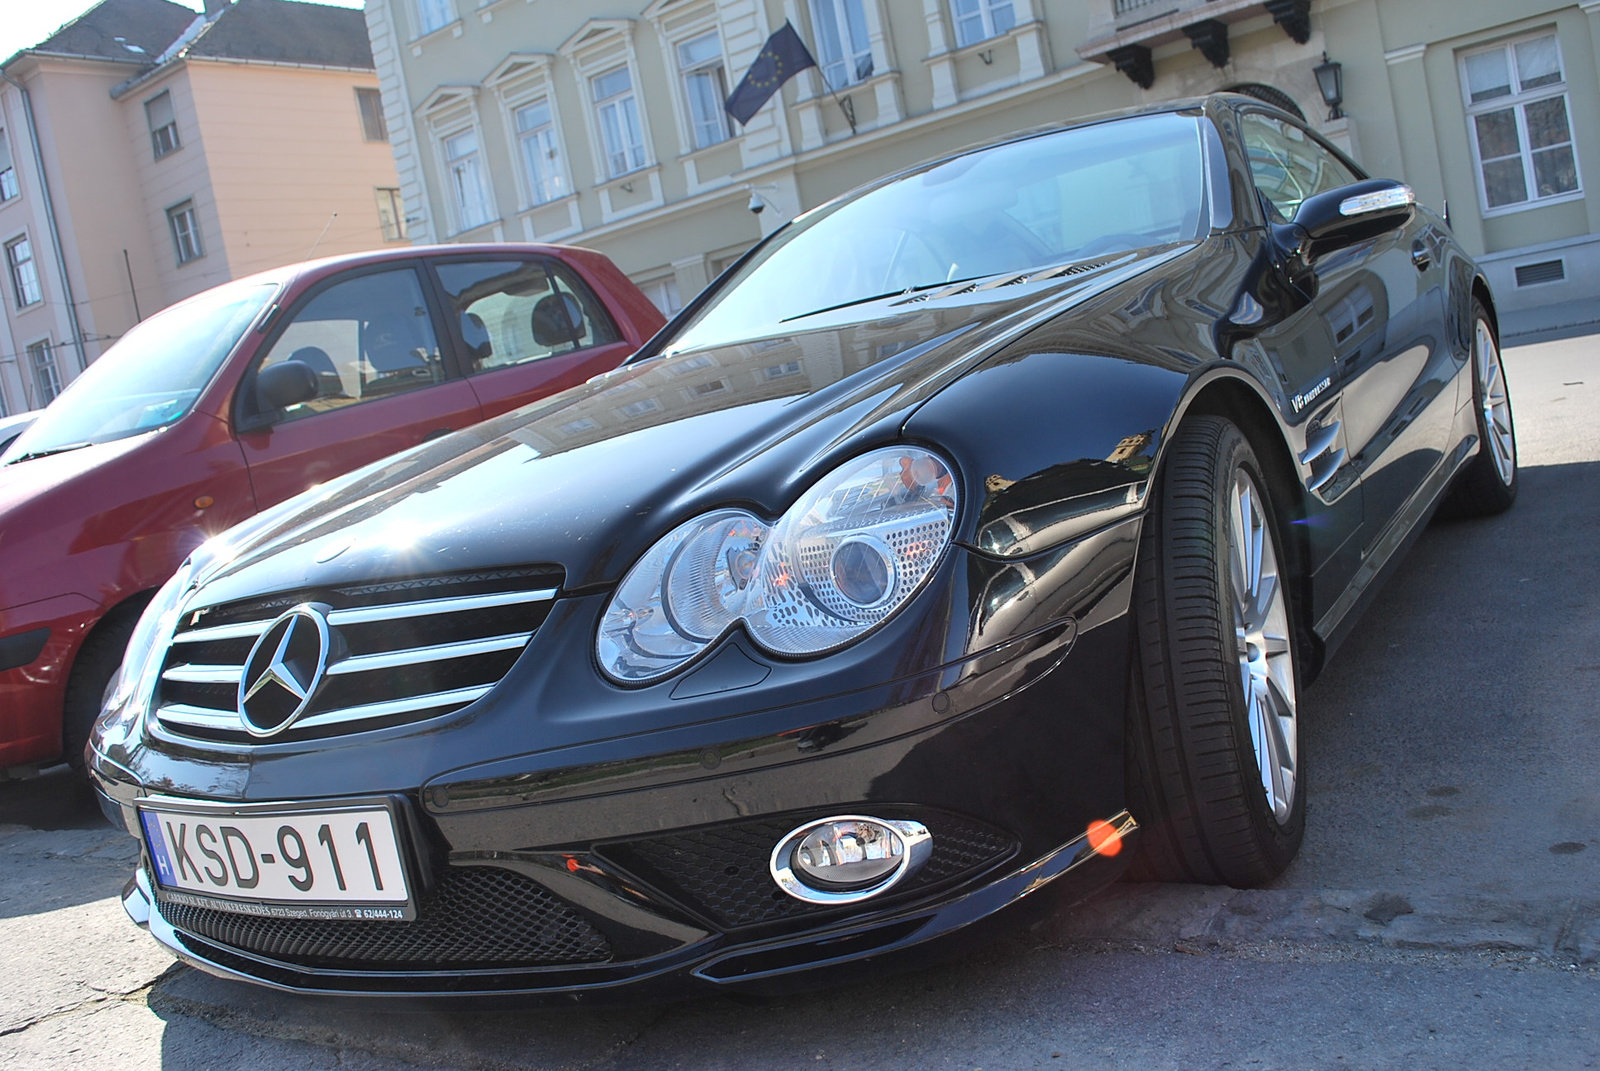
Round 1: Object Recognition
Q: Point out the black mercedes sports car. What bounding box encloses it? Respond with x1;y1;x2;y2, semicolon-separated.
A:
89;94;1516;999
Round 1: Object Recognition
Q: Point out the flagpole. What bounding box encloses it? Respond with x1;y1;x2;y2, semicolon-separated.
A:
792;25;858;136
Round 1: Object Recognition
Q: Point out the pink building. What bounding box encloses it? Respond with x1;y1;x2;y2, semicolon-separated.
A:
0;0;404;415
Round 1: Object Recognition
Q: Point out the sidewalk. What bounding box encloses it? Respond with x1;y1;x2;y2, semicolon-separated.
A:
1502;294;1600;346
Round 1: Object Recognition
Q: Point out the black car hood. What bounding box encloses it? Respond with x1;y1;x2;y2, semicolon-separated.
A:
193;249;1187;607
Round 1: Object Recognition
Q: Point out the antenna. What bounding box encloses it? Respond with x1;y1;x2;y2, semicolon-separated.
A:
305;212;337;260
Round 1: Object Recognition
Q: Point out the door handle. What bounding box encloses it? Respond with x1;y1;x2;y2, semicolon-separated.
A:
1410;240;1432;271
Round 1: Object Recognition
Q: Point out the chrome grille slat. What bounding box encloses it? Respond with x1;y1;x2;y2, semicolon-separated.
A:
326;632;534;676
327;588;556;626
293;685;494;728
159;704;247;730
162;664;241;685
171;620;273;644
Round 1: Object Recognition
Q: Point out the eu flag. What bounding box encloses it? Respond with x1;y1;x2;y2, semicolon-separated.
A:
724;22;816;126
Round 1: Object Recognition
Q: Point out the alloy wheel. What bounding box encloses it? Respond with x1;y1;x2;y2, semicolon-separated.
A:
1228;471;1298;823
1477;319;1515;486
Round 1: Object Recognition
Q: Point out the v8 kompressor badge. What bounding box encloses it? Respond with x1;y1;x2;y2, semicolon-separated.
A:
1292;375;1333;414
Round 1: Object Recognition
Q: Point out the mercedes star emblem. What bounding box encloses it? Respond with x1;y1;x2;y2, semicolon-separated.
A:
237;604;332;737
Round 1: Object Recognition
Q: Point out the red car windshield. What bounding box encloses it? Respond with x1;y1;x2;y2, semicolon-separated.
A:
4;281;276;461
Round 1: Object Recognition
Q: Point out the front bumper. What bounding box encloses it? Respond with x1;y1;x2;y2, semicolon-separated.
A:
0;592;101;767
118;811;1137;1000
92;518;1145;999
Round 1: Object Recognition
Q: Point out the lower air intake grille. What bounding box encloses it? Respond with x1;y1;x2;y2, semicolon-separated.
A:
158;866;611;970
599;809;1016;930
154;566;561;744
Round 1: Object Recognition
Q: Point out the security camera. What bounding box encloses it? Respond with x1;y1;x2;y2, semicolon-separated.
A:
748;190;766;215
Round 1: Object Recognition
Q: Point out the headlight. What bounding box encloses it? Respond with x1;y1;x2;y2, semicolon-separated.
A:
97;553;205;735
597;447;958;682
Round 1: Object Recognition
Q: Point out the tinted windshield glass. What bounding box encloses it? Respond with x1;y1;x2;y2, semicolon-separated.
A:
665;113;1207;354
5;281;275;460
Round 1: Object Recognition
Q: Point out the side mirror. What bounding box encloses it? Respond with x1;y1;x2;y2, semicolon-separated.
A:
256;359;318;411
1291;179;1415;255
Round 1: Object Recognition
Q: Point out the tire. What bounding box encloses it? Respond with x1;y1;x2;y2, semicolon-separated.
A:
1125;415;1305;887
61;603;144;770
1445;301;1517;517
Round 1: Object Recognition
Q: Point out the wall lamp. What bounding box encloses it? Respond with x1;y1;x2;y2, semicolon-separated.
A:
1313;52;1344;121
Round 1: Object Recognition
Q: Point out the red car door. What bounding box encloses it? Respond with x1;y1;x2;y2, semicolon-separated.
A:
428;256;638;420
235;263;483;509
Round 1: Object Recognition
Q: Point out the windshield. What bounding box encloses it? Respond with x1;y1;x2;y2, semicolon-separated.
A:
665;112;1208;354
5;280;276;461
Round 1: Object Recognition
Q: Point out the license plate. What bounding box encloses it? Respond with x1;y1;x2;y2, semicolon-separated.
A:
138;796;414;920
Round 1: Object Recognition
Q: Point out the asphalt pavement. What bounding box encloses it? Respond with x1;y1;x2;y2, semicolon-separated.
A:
2;332;1597;1070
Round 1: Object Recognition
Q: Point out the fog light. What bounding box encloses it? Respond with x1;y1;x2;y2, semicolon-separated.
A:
770;816;932;904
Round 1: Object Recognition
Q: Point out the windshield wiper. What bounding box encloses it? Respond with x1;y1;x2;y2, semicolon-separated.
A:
779;275;991;323
7;442;93;464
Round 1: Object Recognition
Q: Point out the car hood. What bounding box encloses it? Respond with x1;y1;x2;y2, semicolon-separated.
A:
0;432;154;519
193;248;1187;606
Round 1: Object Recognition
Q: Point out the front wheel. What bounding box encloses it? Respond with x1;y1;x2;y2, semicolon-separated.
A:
1445;303;1517;517
1126;416;1305;887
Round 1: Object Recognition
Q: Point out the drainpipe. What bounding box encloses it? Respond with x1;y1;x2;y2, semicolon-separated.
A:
0;67;90;374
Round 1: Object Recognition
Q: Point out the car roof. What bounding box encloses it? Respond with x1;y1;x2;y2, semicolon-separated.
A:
225;241;609;294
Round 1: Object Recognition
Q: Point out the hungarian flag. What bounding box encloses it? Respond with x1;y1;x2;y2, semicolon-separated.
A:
724;22;816;126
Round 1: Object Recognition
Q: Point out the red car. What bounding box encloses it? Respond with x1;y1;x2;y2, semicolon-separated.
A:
0;244;664;770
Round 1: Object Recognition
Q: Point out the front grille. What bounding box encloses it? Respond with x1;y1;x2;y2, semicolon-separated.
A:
154;566;561;743
598;810;1017;930
158;865;611;970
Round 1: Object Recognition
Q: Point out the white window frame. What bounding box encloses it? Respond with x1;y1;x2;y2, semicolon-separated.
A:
6;234;41;308
26;339;60;405
145;90;180;159
949;0;1016;48
440;125;496;231
808;0;875;88
487;55;576;218
167;200;204;265
676;29;730;151
592;65;648;178
514;99;569;205
0;127;17;202
415;0;455;36
375;187;408;241
355;87;389;142
1459;31;1582;217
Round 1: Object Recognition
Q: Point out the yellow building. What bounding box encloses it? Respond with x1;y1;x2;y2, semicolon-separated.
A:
368;0;1600;338
0;0;404;414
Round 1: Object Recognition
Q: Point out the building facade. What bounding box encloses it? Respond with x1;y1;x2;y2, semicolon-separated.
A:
0;0;404;416
367;0;1600;329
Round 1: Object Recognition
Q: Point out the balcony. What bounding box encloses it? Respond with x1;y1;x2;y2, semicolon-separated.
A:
1079;0;1311;89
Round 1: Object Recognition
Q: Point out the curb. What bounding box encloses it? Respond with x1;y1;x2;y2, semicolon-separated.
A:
1044;883;1600;964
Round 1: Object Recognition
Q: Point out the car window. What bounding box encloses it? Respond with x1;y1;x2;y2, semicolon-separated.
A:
252;267;444;424
663;112;1208;354
1240;112;1360;222
4;280;273;459
433;258;621;374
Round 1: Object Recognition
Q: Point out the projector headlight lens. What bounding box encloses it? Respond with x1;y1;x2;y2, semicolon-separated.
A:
597;447;958;682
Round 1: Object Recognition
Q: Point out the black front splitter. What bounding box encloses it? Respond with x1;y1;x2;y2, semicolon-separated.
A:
123;813;1137;1006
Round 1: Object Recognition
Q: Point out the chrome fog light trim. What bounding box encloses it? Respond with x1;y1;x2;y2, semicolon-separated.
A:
769;816;933;905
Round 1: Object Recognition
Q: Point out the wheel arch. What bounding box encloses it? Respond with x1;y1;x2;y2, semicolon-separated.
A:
61;587;156;751
1471;275;1499;340
1165;373;1326;685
